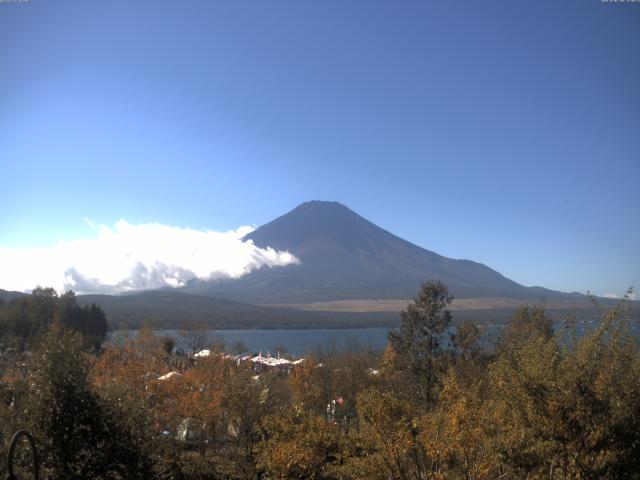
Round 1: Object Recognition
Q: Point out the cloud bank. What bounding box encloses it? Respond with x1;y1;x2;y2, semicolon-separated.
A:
0;220;299;294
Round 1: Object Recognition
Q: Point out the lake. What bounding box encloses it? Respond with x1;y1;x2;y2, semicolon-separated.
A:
108;320;635;357
109;328;392;356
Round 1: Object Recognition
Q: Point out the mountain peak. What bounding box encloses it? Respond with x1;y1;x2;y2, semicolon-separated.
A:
286;200;358;221
244;200;386;256
185;201;570;303
300;200;346;208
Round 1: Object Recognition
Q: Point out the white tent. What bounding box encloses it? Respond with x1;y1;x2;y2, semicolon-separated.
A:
252;353;268;364
158;371;183;381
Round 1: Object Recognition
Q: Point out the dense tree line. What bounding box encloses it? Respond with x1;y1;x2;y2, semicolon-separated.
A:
0;281;638;479
0;287;108;351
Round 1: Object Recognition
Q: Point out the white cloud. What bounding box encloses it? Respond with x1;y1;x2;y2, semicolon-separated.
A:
0;220;299;294
603;291;636;301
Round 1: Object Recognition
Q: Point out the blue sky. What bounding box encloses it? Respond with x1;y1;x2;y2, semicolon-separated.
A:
0;0;638;297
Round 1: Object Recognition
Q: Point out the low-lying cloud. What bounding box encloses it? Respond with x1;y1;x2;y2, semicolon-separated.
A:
603;291;637;301
0;220;299;294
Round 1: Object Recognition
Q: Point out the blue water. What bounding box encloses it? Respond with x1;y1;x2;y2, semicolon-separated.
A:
109;320;639;357
109;328;391;356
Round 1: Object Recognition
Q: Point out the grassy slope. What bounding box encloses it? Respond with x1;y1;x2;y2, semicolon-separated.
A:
77;290;638;330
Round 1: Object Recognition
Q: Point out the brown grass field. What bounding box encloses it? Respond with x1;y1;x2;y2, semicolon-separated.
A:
266;297;611;313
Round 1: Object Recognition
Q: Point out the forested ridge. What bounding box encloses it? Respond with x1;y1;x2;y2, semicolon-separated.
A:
0;286;108;351
0;282;638;479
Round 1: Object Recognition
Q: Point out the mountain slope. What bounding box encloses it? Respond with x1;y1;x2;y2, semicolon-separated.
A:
183;201;574;303
77;290;397;329
0;288;28;303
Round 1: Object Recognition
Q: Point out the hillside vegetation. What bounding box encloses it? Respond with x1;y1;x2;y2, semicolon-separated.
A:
0;282;638;479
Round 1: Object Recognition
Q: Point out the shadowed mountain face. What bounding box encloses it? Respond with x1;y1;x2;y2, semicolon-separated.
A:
183;201;574;304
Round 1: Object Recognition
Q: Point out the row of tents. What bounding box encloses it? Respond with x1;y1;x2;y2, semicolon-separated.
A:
156;350;306;382
193;349;305;367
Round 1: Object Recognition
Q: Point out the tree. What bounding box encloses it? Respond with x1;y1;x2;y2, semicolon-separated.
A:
1;287;57;350
436;368;496;479
256;410;342;480
497;305;552;352
92;327;171;477
452;321;481;360
30;322;152;479
451;321;488;388
290;356;331;416
0;288;107;352
388;280;453;405
56;291;108;351
180;320;210;355
488;302;640;478
159;336;175;355
354;388;433;480
221;359;262;456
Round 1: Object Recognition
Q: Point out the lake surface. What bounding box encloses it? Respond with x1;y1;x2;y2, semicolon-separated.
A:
108;320;637;357
109;328;392;356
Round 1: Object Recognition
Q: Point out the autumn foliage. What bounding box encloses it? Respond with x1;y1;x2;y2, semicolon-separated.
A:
0;282;638;479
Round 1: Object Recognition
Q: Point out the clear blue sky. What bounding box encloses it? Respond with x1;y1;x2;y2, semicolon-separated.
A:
1;0;638;297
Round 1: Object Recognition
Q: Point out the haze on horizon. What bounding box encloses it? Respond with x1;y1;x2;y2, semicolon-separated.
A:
1;1;638;297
